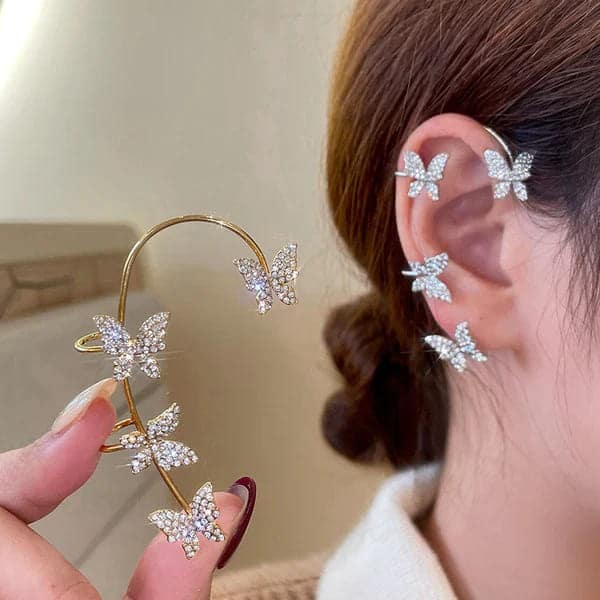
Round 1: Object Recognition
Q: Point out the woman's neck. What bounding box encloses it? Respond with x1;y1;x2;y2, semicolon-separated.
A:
422;372;600;600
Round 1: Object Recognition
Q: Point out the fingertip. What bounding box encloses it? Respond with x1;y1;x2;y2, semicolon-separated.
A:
0;394;117;523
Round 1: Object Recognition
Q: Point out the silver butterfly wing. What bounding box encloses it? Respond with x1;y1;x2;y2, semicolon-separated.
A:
119;430;153;474
148;509;183;542
93;315;135;380
411;278;427;293
152;440;199;471
512;152;534;180
421;276;452;303
269;243;299;307
149;508;200;559
454;321;487;363
484;149;512;181
424;181;441;201
425;153;449;182
493;181;512;199
146;403;181;439
424;334;466;372
93;315;130;355
234;257;273;314
512;180;528;202
135;312;170;379
181;534;201;559
130;448;153;474
403;151;427;180
423;253;448;277
191;482;226;543
408;179;426;199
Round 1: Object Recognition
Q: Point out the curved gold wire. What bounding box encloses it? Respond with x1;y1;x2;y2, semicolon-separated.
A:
74;214;271;512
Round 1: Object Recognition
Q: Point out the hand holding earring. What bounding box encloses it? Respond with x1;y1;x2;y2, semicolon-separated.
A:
73;214;299;559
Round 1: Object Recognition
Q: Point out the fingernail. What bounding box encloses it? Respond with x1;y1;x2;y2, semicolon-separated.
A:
51;378;117;434
217;476;257;569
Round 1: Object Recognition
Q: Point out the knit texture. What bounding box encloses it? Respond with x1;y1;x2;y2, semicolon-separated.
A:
212;554;324;600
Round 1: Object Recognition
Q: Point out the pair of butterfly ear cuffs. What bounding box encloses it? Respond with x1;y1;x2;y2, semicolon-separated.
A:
73;215;299;559
395;126;534;373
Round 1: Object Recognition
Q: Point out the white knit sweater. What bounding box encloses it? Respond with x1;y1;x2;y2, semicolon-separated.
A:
213;464;456;599
317;464;457;599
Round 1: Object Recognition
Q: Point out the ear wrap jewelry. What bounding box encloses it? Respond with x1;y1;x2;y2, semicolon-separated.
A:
425;321;487;373
483;126;534;201
74;214;299;558
395;126;535;372
402;253;452;303
394;151;449;201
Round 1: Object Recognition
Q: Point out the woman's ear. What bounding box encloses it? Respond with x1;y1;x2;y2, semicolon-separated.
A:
395;113;527;354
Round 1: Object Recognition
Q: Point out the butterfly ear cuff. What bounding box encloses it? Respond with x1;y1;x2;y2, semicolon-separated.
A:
394;151;449;201
73;215;299;558
483;126;534;202
402;252;452;303
394;127;533;203
425;321;487;373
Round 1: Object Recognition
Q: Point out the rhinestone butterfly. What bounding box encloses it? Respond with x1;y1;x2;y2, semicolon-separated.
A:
234;243;299;314
119;403;198;474
402;253;452;303
424;321;487;373
483;149;534;201
149;482;225;559
93;312;169;381
395;151;449;201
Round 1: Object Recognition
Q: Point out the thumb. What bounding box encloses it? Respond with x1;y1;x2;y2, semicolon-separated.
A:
126;477;256;600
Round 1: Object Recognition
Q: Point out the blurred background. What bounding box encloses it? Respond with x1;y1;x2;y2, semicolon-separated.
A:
0;1;388;598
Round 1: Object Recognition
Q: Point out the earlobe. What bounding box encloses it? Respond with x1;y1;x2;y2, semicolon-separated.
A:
394;114;523;358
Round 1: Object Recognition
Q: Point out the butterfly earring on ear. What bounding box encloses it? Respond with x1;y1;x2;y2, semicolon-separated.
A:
424;321;487;373
402;252;452;303
74;215;299;558
483;126;534;202
394;151;449;201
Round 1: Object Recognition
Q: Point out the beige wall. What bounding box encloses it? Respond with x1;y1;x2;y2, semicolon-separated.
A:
0;0;387;571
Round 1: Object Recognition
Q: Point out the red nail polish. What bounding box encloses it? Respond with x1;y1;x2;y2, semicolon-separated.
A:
217;476;257;569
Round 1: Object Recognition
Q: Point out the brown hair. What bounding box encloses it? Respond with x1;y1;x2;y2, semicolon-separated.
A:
323;0;600;468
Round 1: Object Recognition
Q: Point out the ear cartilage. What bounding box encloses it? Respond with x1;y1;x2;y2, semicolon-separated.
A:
394;151;449;201
73;214;299;558
401;252;452;303
424;321;487;373
483;126;534;202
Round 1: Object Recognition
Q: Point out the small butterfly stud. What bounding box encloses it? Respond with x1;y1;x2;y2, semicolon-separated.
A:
149;482;225;559
234;243;299;314
424;321;487;373
402;253;452;303
395;151;449;201
93;312;169;381
483;149;534;201
120;403;198;474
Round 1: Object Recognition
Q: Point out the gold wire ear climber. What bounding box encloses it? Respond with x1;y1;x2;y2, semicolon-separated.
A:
73;214;299;558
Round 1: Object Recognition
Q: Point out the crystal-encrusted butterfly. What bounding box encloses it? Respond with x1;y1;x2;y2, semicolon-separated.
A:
149;482;225;559
395;151;449;201
93;312;169;381
483;149;534;201
234;243;299;314
119;403;198;474
424;321;487;373
402;253;452;303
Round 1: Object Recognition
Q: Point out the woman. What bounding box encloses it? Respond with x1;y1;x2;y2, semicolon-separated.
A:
3;1;599;598
317;0;600;598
